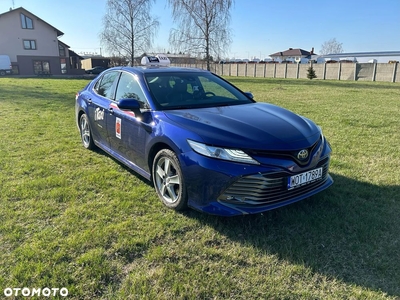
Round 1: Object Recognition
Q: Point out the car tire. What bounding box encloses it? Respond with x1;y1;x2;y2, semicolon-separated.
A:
0;71;5;76
79;113;96;150
152;149;188;211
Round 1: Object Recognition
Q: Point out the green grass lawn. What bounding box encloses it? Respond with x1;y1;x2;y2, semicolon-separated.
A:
0;77;399;299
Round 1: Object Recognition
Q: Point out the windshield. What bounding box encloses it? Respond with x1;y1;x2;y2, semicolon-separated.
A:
145;72;253;110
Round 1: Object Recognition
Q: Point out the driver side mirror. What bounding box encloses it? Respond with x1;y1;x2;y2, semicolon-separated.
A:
117;98;143;118
117;98;141;110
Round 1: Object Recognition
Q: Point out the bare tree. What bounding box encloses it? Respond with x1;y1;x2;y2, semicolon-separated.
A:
168;0;233;70
320;38;344;55
100;0;159;66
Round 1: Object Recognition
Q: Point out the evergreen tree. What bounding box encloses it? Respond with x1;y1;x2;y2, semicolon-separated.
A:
307;66;317;80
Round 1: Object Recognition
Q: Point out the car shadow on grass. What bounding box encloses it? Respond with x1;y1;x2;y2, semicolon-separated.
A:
184;172;400;297
91;147;152;185
88;147;399;296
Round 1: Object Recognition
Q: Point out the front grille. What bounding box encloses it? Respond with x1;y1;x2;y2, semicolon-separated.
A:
218;157;330;206
246;135;322;166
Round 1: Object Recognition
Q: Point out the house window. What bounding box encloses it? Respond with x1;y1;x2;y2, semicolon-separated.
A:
60;58;67;74
59;44;66;57
23;40;36;50
21;13;33;29
33;61;50;75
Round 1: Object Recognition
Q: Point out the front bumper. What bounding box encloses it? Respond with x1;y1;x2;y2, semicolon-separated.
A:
180;148;333;217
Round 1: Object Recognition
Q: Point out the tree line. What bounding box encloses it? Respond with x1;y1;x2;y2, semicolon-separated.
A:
100;0;233;71
100;0;343;71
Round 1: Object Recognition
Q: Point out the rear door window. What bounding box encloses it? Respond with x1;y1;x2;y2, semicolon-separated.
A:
94;71;120;100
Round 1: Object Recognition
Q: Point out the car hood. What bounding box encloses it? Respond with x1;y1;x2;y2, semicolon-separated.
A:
163;103;321;150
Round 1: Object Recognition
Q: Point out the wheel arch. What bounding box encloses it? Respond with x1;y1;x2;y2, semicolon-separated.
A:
77;109;85;122
147;142;174;179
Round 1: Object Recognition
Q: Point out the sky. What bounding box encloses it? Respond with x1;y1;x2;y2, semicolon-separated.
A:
1;0;399;60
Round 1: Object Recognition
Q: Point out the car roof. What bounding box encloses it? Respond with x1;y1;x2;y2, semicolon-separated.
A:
109;66;210;75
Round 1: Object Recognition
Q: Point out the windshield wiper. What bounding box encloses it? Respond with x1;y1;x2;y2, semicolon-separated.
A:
164;105;193;110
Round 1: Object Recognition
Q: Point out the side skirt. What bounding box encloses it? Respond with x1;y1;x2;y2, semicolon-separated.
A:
94;141;152;181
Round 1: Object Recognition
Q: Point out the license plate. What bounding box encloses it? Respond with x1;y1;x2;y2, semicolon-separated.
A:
288;167;323;189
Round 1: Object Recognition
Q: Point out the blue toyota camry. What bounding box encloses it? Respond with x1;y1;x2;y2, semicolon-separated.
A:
75;55;333;216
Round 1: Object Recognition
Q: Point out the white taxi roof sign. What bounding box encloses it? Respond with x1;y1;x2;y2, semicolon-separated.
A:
141;54;170;67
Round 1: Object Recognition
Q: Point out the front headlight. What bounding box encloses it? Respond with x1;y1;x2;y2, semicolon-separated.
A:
187;140;259;165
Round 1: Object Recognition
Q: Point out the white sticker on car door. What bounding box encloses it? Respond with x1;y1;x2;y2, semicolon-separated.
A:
116;117;121;139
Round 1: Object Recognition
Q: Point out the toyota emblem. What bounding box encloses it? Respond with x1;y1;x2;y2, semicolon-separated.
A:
297;149;308;160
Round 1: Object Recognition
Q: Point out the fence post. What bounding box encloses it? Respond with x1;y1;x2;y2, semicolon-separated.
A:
372;63;377;81
273;64;276;78
323;63;326;80
354;63;357;81
254;64;257;77
284;63;287;79
392;62;398;83
296;63;300;79
264;63;266;78
338;63;342;80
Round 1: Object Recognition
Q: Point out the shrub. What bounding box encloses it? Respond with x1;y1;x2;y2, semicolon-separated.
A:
307;66;317;80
